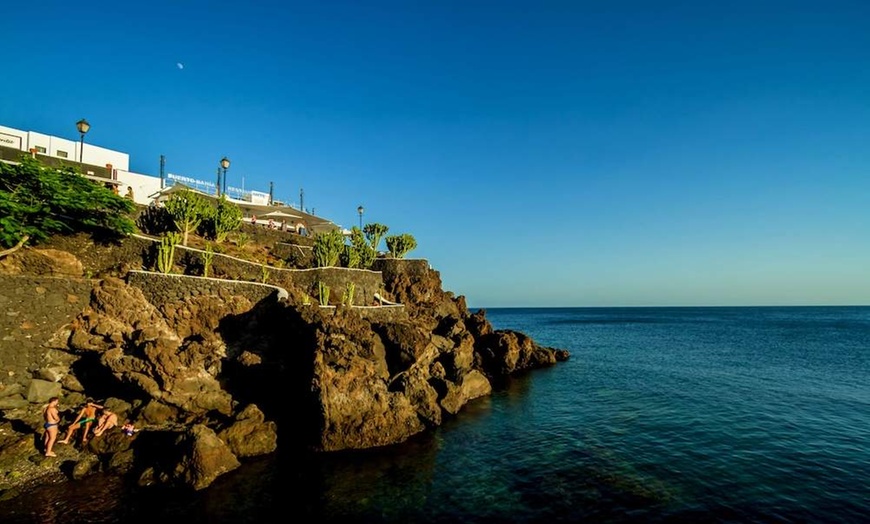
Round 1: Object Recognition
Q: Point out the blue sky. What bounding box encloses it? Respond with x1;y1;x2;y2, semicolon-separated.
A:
3;1;869;307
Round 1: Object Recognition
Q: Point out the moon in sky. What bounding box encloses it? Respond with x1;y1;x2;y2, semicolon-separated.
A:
176;62;184;70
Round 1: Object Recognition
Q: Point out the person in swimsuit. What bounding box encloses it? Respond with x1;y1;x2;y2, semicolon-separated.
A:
42;397;60;457
58;399;103;446
121;421;138;436
92;408;118;437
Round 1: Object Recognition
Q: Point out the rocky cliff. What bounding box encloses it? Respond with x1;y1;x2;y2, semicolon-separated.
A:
0;232;568;499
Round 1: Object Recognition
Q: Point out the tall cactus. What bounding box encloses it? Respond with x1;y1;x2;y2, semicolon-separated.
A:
342;282;356;306
156;231;182;274
317;281;331;306
202;243;215;277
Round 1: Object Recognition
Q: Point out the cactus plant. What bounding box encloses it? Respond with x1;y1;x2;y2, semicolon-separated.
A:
202;243;215;277
385;233;417;259
313;230;344;267
342;282;356;306
156;231;182;274
317;281;330;306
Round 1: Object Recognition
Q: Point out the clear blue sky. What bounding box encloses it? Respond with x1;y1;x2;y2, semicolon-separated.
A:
3;1;869;307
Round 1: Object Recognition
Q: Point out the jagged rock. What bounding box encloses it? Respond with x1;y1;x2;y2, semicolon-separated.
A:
168;425;241;491
218;404;277;458
236;350;261;366
140;401;179;426
60;373;85;392
466;308;493;337
71;453;101;480
0;384;22;399
475;329;566;377
0;248;84;277
0;396;28;410
35;366;66;383
26;379;61;403
439;369;492;414
313;344;425;451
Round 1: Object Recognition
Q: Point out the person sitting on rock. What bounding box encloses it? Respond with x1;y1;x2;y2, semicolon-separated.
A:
121;421;138;436
58;398;103;446
92;408;118;437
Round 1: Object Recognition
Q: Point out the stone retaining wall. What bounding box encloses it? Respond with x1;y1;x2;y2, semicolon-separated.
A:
125;271;406;322
270;267;385;307
126;271;285;308
271;242;314;268
170;243;386;308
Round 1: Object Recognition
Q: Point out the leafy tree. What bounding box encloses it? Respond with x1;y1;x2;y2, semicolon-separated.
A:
0;156;134;253
363;223;389;252
203;195;242;243
164;189;209;246
385;233;417;258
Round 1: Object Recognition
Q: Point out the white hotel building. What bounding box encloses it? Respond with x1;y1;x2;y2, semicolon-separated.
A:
0;123;340;232
0;123;268;207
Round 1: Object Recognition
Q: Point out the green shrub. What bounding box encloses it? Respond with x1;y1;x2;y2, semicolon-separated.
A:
0;156;134;250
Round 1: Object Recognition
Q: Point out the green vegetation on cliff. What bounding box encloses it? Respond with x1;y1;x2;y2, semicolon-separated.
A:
0;156;135;251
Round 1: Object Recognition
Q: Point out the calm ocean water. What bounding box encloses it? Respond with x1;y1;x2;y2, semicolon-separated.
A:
1;306;868;523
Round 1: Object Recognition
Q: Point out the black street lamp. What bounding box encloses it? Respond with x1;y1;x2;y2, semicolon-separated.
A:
220;156;230;196
357;205;364;229
76;119;90;163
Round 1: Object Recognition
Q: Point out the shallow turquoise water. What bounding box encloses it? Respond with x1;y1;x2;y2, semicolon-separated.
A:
1;306;868;523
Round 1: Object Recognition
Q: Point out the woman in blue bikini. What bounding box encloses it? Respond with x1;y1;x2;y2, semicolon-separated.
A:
58;399;103;446
42;397;60;457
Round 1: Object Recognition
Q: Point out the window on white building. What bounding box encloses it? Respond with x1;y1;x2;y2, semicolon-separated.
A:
56;150;68;158
35;146;47;153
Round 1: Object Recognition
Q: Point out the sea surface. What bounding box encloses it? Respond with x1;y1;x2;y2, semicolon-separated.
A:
1;306;868;523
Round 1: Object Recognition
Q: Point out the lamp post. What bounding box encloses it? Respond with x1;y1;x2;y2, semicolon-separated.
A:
220;156;230;197
76;119;90;164
357;205;364;229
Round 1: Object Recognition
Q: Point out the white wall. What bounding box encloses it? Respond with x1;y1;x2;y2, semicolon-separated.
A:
0;124;129;170
115;170;163;205
79;143;129;171
0;125;26;150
